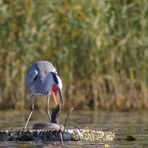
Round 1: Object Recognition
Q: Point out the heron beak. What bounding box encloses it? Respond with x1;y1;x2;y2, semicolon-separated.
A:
58;88;63;105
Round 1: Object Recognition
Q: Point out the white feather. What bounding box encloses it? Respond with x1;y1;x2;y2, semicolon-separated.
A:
28;69;38;84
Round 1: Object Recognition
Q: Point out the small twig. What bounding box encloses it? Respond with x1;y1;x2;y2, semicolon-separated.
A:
64;108;73;128
60;107;80;145
60;107;73;146
60;132;64;146
68;121;80;129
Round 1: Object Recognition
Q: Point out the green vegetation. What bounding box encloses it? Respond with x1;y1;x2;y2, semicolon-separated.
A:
0;0;148;110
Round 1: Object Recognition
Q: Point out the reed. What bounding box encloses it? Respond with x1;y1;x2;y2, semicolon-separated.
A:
0;0;148;110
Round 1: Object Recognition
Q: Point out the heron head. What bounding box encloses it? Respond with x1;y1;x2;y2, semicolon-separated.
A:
51;72;63;105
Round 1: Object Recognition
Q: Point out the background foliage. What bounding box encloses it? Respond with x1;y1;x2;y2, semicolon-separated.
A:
0;0;148;110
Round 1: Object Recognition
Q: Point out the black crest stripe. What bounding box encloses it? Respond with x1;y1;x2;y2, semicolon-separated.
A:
51;72;59;84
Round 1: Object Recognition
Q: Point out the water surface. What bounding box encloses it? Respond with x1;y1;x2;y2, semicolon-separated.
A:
0;110;147;147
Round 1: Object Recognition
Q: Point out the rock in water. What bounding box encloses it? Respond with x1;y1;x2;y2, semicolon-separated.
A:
33;105;63;131
0;129;115;141
32;122;64;131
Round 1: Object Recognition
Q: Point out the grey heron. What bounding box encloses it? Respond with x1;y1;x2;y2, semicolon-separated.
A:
24;61;63;129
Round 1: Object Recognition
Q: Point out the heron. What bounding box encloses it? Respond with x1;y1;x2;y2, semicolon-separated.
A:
24;61;63;129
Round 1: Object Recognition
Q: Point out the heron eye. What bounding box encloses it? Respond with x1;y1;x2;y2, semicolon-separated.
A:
51;72;59;84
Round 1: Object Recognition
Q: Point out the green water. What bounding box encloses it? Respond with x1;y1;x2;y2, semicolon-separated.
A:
0;110;148;147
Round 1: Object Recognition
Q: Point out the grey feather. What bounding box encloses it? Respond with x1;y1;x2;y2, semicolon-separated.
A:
26;61;57;96
27;69;38;86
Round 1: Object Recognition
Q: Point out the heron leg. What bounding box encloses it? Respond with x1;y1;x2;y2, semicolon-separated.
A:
46;94;51;121
24;96;34;129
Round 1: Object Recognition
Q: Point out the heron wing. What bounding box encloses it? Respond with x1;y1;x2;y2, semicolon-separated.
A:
27;69;38;85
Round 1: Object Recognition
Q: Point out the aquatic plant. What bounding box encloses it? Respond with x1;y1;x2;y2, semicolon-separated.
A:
0;0;148;110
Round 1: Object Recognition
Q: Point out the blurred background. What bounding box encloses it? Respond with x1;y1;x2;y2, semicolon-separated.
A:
0;0;148;111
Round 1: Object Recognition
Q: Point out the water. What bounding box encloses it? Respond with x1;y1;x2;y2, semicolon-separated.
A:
0;110;147;147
